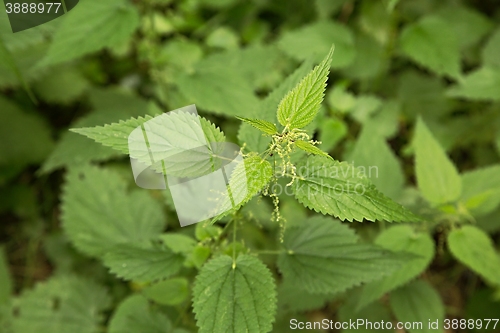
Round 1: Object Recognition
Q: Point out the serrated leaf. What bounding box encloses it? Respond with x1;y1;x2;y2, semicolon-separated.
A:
103;242;183;283
277;46;333;129
238;58;314;152
346;124;404;200
236;117;278;135
142;277;189;306
390;280;444;333
448;225;500;286
192;254;276;333
72;111;226;178
39;0;140;66
483;28;500;69
108;295;173;333
70;115;155;155
277;216;408;294
447;67;500;101
12;275;111;333
294;140;330;158
210;155;272;224
400;16;461;79
278;21;354;68
460;165;500;217
61;165;165;257
414;117;462;205
292;156;421;222
357;226;434;311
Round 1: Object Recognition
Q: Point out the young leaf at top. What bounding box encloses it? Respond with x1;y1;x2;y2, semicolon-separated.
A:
276;46;334;129
277;216;410;294
448;225;500;286
292;156;421;222
294;140;331;159
192;255;276;333
236;116;278;135
414;117;462;205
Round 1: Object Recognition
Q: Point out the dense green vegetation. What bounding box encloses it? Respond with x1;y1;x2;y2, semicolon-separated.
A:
1;0;500;332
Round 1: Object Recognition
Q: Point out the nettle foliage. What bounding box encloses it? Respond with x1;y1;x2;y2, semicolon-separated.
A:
2;0;500;333
65;47;418;332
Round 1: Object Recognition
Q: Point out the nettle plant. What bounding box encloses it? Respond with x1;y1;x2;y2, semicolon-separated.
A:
21;47;497;333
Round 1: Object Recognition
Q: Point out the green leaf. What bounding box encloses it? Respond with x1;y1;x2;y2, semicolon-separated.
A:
210;155;273;224
108;295;173;333
357;226;435;311
278;21;354;68
460;165;500;217
277;216;408;294
318;116;347;151
0;35;36;100
343;31;389;80
294;140;331;158
192;254;276;333
277;281;334;314
0;247;12;305
160;233;197;255
236;117;278;135
414;117;462;205
277;46;333;129
448;225;500;286
32;65;89;104
202;45;282;90
338;290;392;333
447;67;500;101
292;156;421;222
238;58;314;152
399;16;461;79
39;0;140;66
61;165;165;257
346;123;404;200
483;28;500;69
70;114;155;155
103;242;183;283
390;280;445;333
397;70;452;120
72;112;226;178
175;56;259;117
0;96;53;167
142;277;189;306
437;5;493;50
12;275;111;333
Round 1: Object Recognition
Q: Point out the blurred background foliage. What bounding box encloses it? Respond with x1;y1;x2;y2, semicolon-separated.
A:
1;0;500;332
